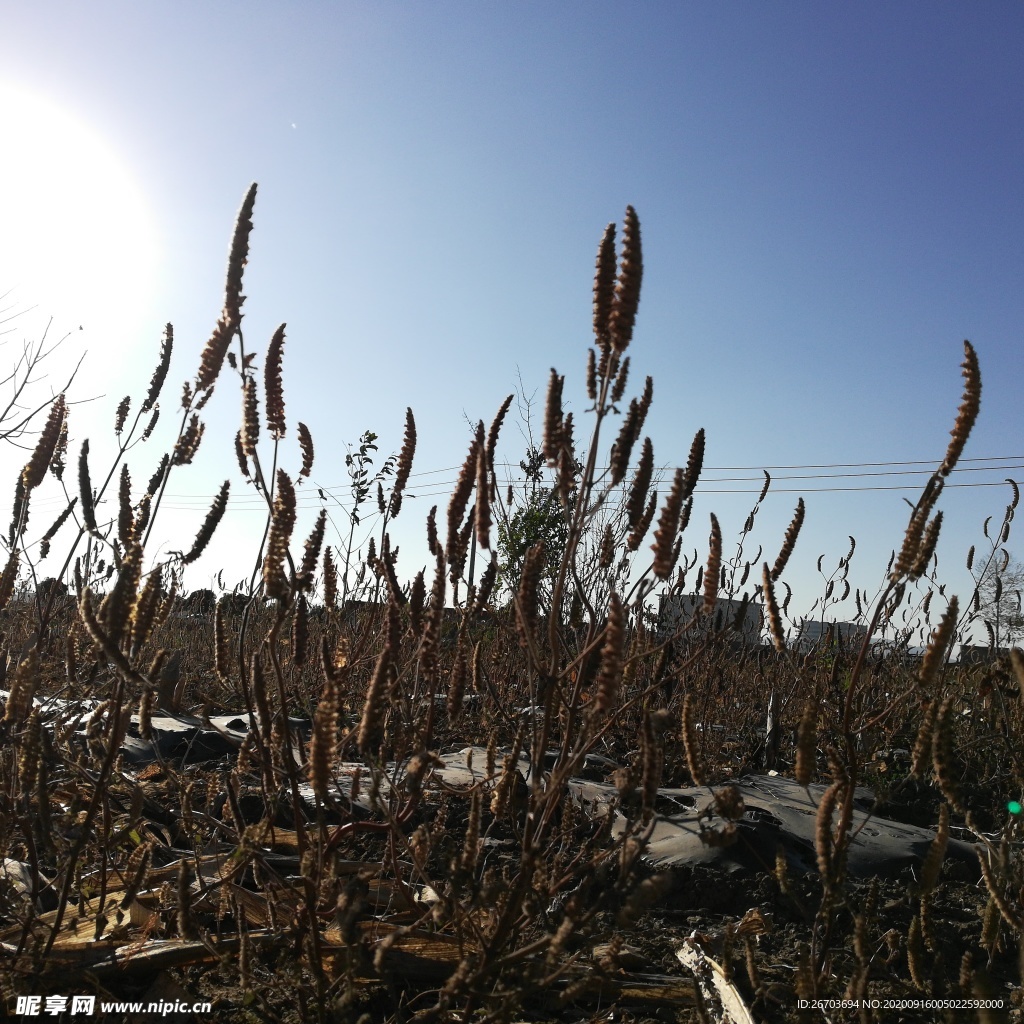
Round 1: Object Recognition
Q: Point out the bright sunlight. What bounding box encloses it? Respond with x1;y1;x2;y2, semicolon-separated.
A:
0;83;158;347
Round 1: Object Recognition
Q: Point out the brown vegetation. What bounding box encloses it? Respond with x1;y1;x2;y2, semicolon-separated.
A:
0;190;1021;1023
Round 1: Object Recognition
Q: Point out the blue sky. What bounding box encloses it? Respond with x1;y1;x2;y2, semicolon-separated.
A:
0;3;1021;642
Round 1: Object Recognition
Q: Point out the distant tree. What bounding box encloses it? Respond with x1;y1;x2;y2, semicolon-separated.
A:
495;445;570;601
0;301;84;453
976;551;1024;647
316;430;397;605
184;588;217;615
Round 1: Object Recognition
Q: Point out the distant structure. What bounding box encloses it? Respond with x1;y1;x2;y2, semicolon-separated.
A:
657;594;763;647
958;644;1012;667
867;638;926;665
183;588;217;615
793;619;868;654
37;577;69;602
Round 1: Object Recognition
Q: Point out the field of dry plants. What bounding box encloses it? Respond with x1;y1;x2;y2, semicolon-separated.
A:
0;187;1022;1024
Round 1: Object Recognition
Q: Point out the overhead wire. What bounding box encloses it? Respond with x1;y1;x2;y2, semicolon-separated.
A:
20;455;1024;511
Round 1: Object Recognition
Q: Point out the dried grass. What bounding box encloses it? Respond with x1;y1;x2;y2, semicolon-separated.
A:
0;194;1018;1023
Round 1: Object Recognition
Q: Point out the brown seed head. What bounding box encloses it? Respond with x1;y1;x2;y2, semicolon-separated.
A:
795;703;816;786
195;189;258;393
910;511;943;580
379;534;407;607
472;450;491;551
322;546;338;609
610;356;631;406
640;713;664;823
976;846;1024;931
213;601;229;683
448;641;468;718
608;206;642;353
291;593;309;666
223;184;257;328
474;554;497;613
263;470;296;600
815;782;839;882
138;685;156;741
907;915;926;990
309;672;339;802
102;541;144;649
893;494;937;580
762;563;786;653
703;514;722;614
932;697;962;812
771;498;805;582
358;645;391;755
542;369;565;465
616;872;672;928
713;785;746;821
678;495;692;537
39;499;76;564
296;421;314;480
176;861;199;941
592;593;624;714
196;320;233;396
49;415;68;480
913;704;937;774
651;469;684;579
241;377;259;458
918;596;958;691
919;802;950;894
447;441;478;564
627;491;658;553
681;694;704;786
22;395;66;494
420;556;447;682
8;476;26;547
516;542;545;648
264;324;286;439
3;647;37;723
172;414;205;466
485;394;514;475
117;464;133;547
183;481;230;565
609;398;641;487
130;565;164;654
389;408;416;517
681;428;705;501
626;437;654;530
636;374;653;427
234;429;250;479
409;568;426;634
142;324;172;414
426;504;440;558
593;222;617;351
114;395;130;436
941;340;981;477
297;510;327;591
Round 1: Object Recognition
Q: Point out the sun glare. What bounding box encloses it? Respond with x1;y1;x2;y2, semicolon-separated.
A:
0;84;159;352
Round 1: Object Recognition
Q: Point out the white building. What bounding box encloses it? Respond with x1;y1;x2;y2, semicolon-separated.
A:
793;619;868;653
657;594;763;647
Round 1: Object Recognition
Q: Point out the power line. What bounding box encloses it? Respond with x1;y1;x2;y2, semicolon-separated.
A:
261;453;1024;491
400;478;1022;500
168;473;1024;505
492;454;1024;472
21;455;1024;511
162;454;1024;497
